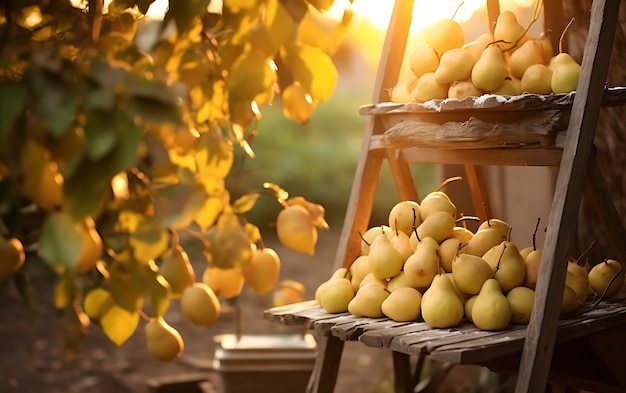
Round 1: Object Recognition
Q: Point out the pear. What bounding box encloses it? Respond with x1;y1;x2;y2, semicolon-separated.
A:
509;39;546;79
471;279;512;330
75;218;104;274
420;274;465;328
460;227;507;257
588;259;625;298
360;225;390;256
388;200;422;237
381;287;422;322
159;246;196;298
521;64;553;94
448;80;483;99
446;272;468;305
319;277;355;313
419;191;456;220
242;247;281;295
180;283;221;327
367;234;404;280
411;72;449;103
550;52;581;93
389;74;418;103
276;204;317;255
387;271;418;292
348;255;371;292
359;272;388;289
476;218;511;239
506;286;535;324
471;45;508;92
389;229;413;263
536;32;554;62
145;317;184;362
523;249;542;289
491;77;522;96
493;11;528;51
464;294;478;322
424;18;465;56
315;267;350;304
519;246;534;260
415;211;455;244
434;48;475;85
202;266;245;299
450;227;474;243
482;241;526;292
439;237;463;273
463;32;495;63
561;284;582;315
451;253;493;295
348;282;390;318
0;236;26;278
409;44;440;79
565;267;590;305
404;237;440;288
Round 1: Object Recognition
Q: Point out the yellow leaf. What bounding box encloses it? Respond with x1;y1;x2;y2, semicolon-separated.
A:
232;193;260;214
226;48;275;103
101;303;139;346
195;196;225;232
280;42;338;102
108;254;146;312
84;288;113;320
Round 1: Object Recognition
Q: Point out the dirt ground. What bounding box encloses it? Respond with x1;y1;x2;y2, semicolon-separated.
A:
0;229;486;393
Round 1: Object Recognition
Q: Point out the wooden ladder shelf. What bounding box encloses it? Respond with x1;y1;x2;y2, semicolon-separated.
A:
266;0;626;392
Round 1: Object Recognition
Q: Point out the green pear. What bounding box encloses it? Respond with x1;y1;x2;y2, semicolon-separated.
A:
420;274;465;328
439;237;463;273
471;45;507;92
550;52;581;93
482;241;526;292
448;80;483;99
411;72;450;103
381;287;422;322
471;279;512;330
588;259;625;298
409;44;440;79
349;255;371;292
462;32;495;63
416;211;455;244
506;286;535;324
319;277;355;313
523;249;542;290
360;225;390;256
521;64;553;94
404;237;440;288
348;282;390;318
367;234;403;280
509;39;546;79
434;48;475;85
424;18;465;56
388;200;422;237
451;253;493;295
460;227;507;257
493;11;528;51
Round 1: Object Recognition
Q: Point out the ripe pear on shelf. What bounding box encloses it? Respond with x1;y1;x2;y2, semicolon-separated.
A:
404;236;440;288
381;287;422;322
415;211;456;244
471;45;508;92
434;48;475;85
439;237;464;273
482;241;527;292
471;279;512;330
506;286;535;324
446;272;468;305
588;259;625;298
359;272;388;289
420;190;456;220
348;282;390;318
409;44;440;79
348;255;371;292
451;253;494;295
389;229;413;262
315;267;349;304
411;72;450;103
145;317;184;362
387;271;416;292
561;284;582;315
521;64;553;94
448;80;483;99
360;225;390;256
463;32;495;63
389;73;418;103
565;264;590;305
319;276;355;313
550;52;581;93
509;39;546;79
424;17;465;56
491;77;522;96
421;274;465;328
464;294;478;322
460;226;507;257
476;218;511;239
388;200;422;237
523;248;542;290
536;32;554;63
450;226;474;243
493;10;529;51
367;234;404;280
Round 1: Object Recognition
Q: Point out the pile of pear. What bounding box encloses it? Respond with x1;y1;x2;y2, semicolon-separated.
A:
315;191;625;331
389;11;582;103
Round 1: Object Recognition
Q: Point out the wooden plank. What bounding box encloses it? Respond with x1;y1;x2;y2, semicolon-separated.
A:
516;0;621;391
306;334;344;393
464;164;490;222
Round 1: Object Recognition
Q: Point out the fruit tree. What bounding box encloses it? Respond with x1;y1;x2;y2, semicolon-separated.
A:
0;0;351;361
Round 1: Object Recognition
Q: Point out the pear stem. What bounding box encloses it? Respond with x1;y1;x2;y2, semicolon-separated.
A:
506;0;543;52
455;215;480;225
138;308;152;322
451;1;464;21
435;176;462;192
559;17;576;54
575;240;596;267
531;217;541;251
178;227;212;250
358;231;370;247
412;226;421;243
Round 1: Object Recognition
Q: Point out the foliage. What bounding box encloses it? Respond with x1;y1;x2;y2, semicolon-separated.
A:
0;0;353;359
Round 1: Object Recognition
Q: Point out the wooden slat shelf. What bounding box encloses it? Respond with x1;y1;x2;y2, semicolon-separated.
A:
265;296;626;367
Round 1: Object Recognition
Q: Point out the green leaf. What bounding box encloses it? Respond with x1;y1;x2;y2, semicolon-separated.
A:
153;182;209;229
0;80;24;136
100;302;139;346
108;253;146;312
127;96;182;126
232;192;260;214
37;212;82;269
129;218;169;263
84;88;115;112
83;112;118;161
62;157;115;220
280;42;338;102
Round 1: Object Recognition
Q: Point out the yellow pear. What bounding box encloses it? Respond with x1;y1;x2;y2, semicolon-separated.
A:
419;191;456;220
75;218;104;274
180;283;221;327
509;39;546;79
359;272;388;289
464;294;478;322
202;266;245;299
389;73;418;103
424;18;465;56
482;241;527;292
367;234;403;280
493;11;528;51
348;255;371;292
389;229;413;263
320;276;355;313
388;200;422;237
242;247;281;295
588;259;625;298
348;282;390;318
409;44;440;78
523;249;542;289
316;267;350;304
561;284;581;315
537;32;554;62
439;237;463;273
471;45;508;92
460;227;507;257
476;218;511;239
276;205;317;255
145;317;184;362
471;279;512;330
448;80;483;99
450;227;474;243
506;286;535;324
451;253;493;295
420;274;465;328
360;225;390;256
404;237;440;288
387;271;418;292
282;81;316;124
521;64;553;94
463;32;495;63
491;77;522;96
550;52;581;94
410;72;450;103
159;246;195;298
565;267;589;305
381;287;422;322
446;272;468;305
415;211;455;244
434;48;475;85
0;236;25;278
